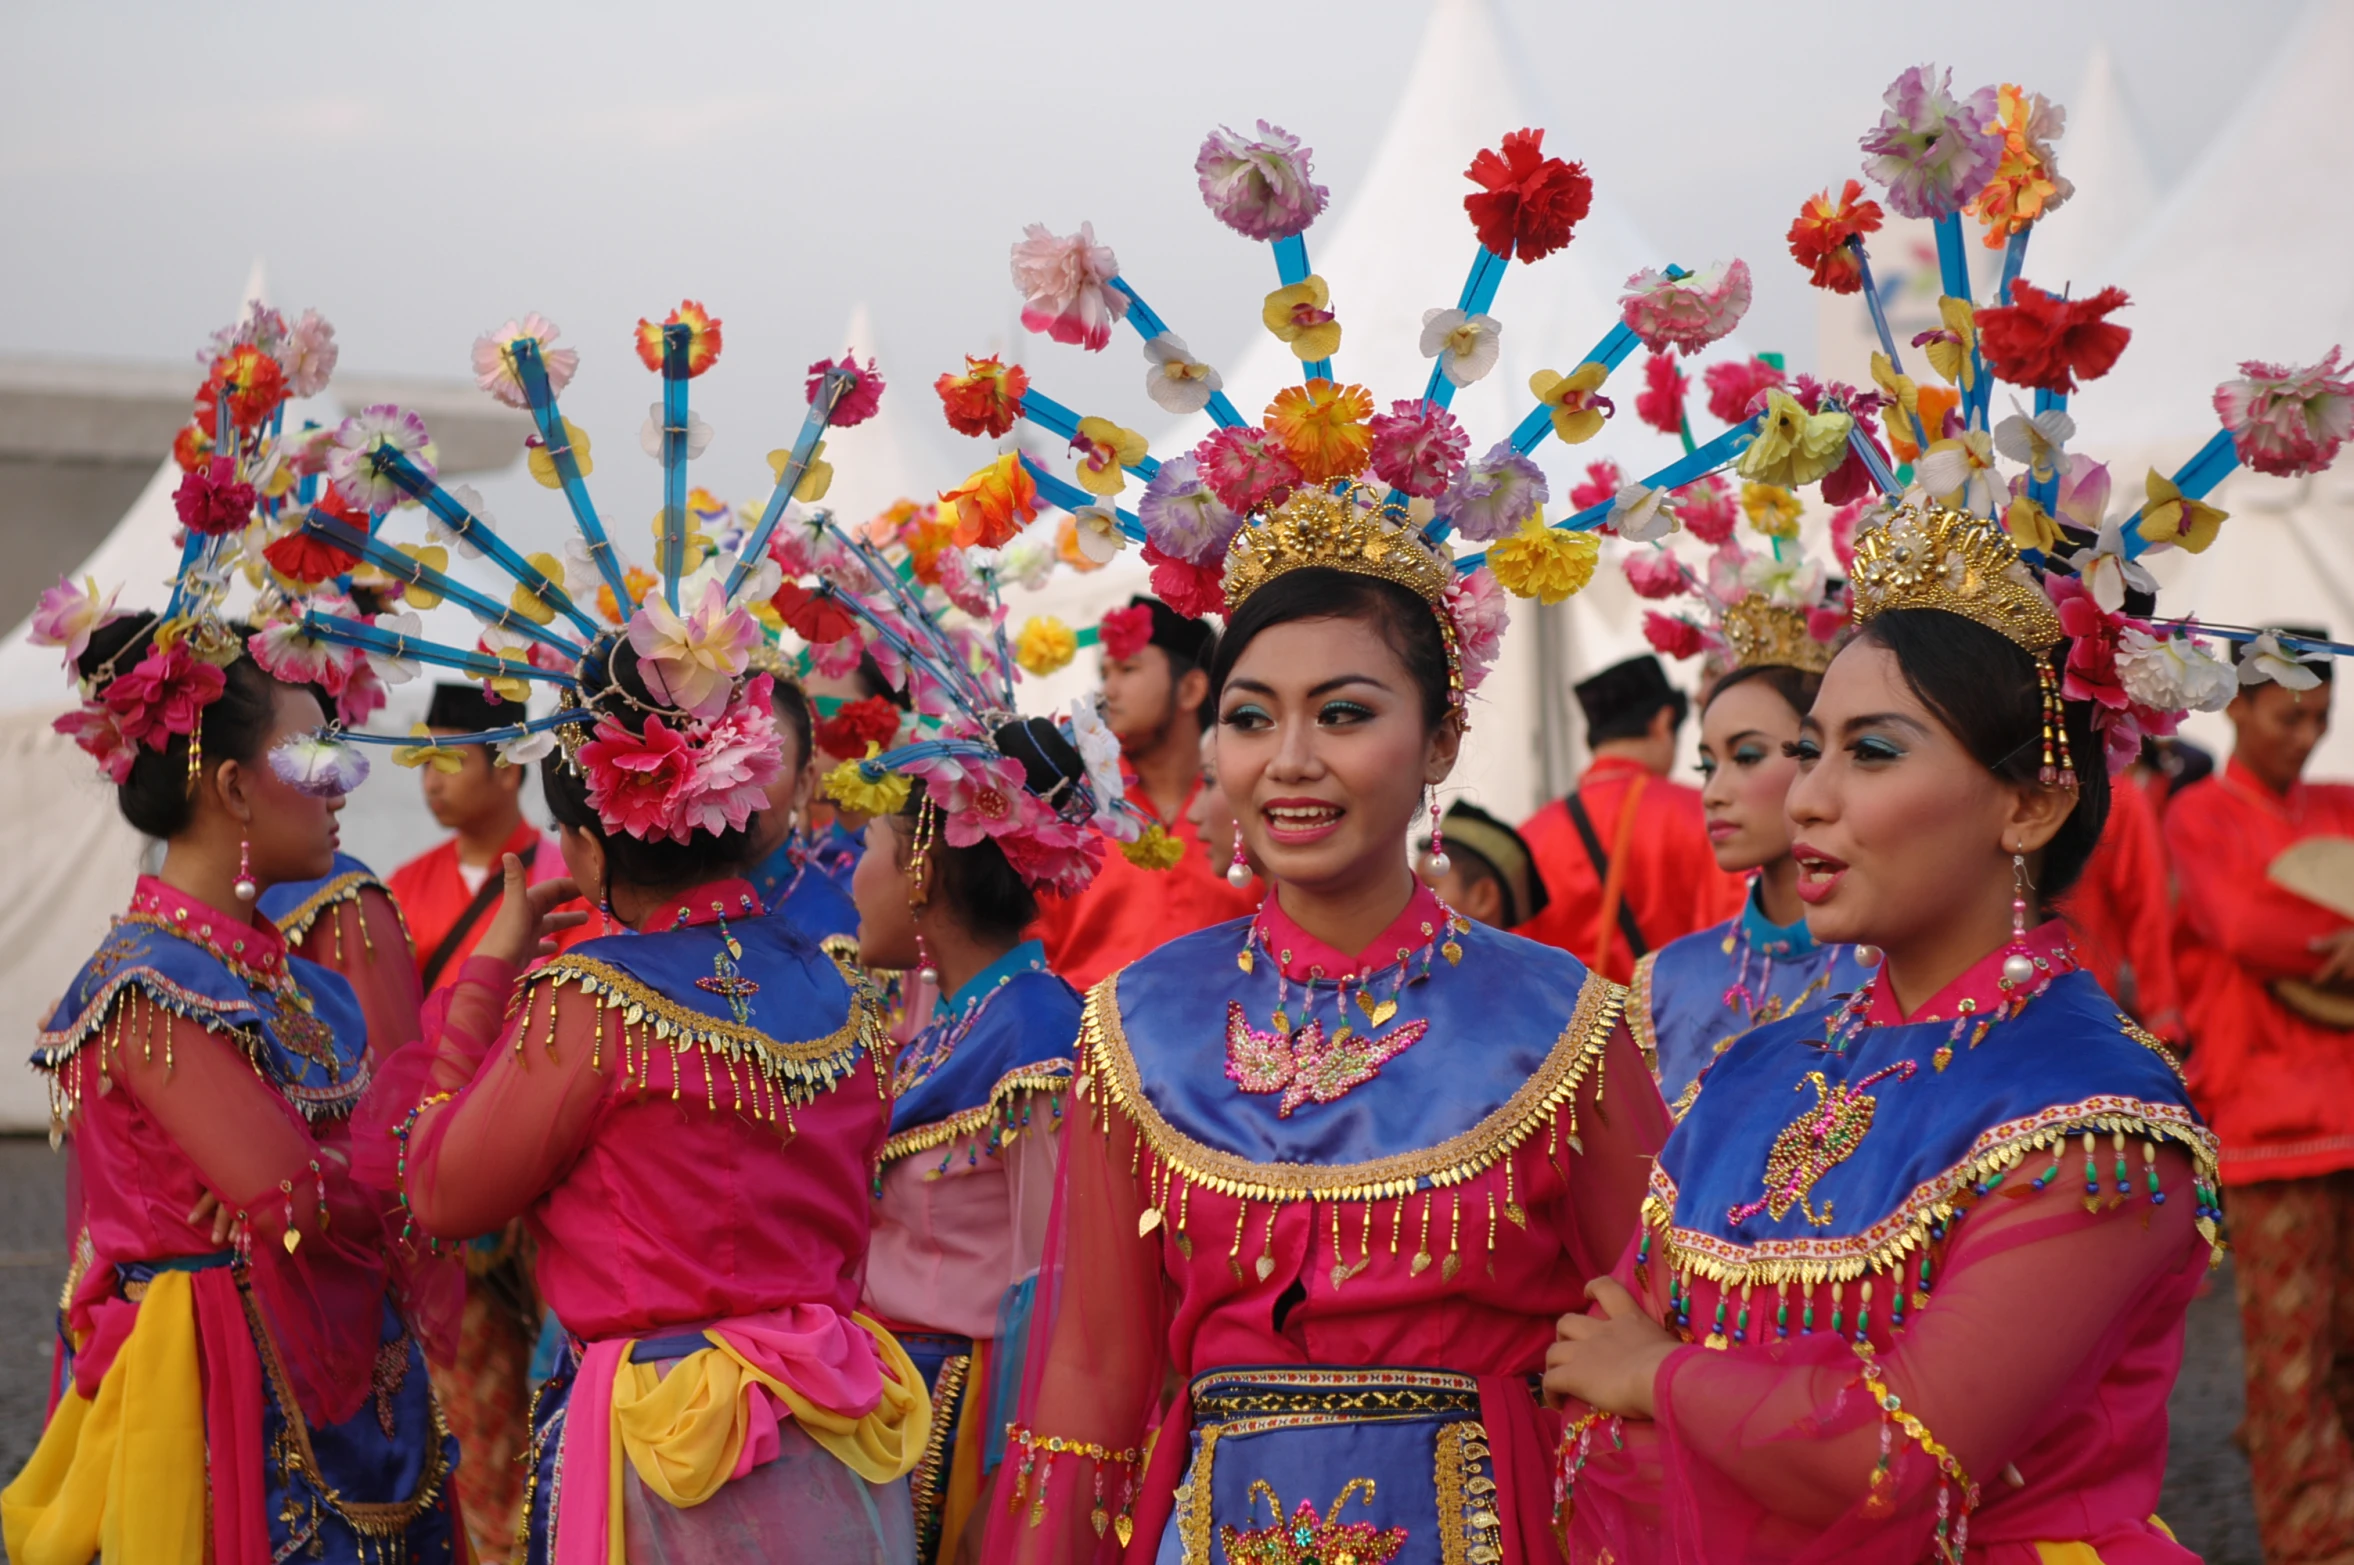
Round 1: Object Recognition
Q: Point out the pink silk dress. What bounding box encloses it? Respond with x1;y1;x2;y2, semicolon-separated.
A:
982;884;1668;1565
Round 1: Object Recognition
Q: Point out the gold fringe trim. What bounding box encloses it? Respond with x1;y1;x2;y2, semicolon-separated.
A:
1626;953;1660;1078
1645;1094;2225;1288
1075;968;1625;1203
876;1061;1074;1168
268;870;397;947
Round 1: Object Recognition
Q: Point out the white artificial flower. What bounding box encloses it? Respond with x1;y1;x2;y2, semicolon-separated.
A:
1608;483;1677;544
1740;552;1826;608
1991;400;2075;485
639;403;714;461
428;482;494;559
1072;505;1126;564
1068;695;1126;814
497;728;558;765
367;611;424;684
2239;630;2327;692
1142;333;1223;415
2068;520;2158;614
2115;628;2238;714
998;533;1057;592
1418;308;1502;387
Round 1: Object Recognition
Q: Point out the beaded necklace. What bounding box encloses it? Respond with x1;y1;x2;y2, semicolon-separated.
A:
1820;940;2077;1070
1231;898;1471;1039
891;949;1045;1099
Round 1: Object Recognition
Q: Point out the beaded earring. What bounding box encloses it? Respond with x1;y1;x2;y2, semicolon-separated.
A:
1226;827;1252;890
233;836;257;902
1424;787;1450;877
909;797;940;985
2034;652;2078;790
2001;851;2036;987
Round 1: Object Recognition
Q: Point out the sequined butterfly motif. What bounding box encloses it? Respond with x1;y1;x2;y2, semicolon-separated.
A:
1224;1002;1428;1117
1726;1061;1917;1228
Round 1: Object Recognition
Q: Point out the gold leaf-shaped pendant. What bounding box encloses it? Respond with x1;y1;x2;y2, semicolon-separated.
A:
1504;1202;1528;1229
283;1229;302;1254
1271;1010;1290;1036
1092;1507;1110;1538
1237;948;1254;975
1440;1252;1461;1282
1410;1250;1432;1276
1330;1263;1353;1290
1176;1234;1194;1260
1116;1516;1136;1547
1138;1208;1164;1237
1442;940;1463;966
1255;1252;1277;1282
1932;1044;1953;1073
1356;992;1399;1027
1564;1134;1585;1156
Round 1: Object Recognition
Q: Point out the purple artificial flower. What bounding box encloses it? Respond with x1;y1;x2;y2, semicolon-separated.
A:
1859;65;2003;220
1137;454;1244;566
1195;121;1330;241
1440;441;1548;542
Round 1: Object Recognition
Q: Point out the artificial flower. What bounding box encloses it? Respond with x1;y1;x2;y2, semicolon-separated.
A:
29;576;121;666
1968;85;2074;245
1827;499;1875;571
1138;455;1242;565
1196;121;1328;240
579;713;697;840
1070;416;1150;497
330;404;435;512
2044;573;2134;712
997;813;1106;900
277;309;340;398
922;751;1033;848
172;457;257;537
269;731;369;798
1014;615;1079;676
1676;474;1738;545
1193;426;1303;514
2003;495;2067;556
1098;605;1154;663
525;419;593;488
816;696;903;763
2238;629;2327;692
594;564;660;627
1143;334;1222;415
997;532;1058;592
932;544;997;617
1142;539;1227;621
1623;547;1688;600
2214;347;2354;478
2116;627;2236;714
773;439;833;504
1975;281;2131;394
769;581;857;645
1619;261;1752;355
1610;484;1677;543
1703;356;1785;426
508;550;570;627
1012;222;1129;352
824;743;913;816
1792;378;1888;506
1870;352;1959;463
196;344;287;434
1858;64;2003;220
54;704;136;783
628;580;760;720
2068;519;2159;614
1053;514;1108;575
1569;460;1624;515
1262;276;1343;363
1440;442;1547;542
364;610;424;686
425;482;493;559
1528;363;1613;445
172;422;213;475
1446;567;1509;693
496;729;557;766
1368;399;1469;499
1419;308;1503;388
639;402;715;462
1736;391;1851;488
472;313;576;409
1913;296;1978;390
1787;180;1884;294
1463;127;1591;263
670;680;787;840
1915;429;2004;517
1635;351;1686;436
1991;404;2073;490
1120;821;1187;871
2137;469;2227;554
936;354;1030;438
1069;504;1126;564
633;300;724;377
262;522;359;587
1742;551;1826;609
1486;519;1597;605
1068;695;1126;814
104;640;226;750
1643;611;1705;660
939;453;1040;549
390;723;465;774
1266;379;1375;482
1740;482;1803;538
808;353;884;426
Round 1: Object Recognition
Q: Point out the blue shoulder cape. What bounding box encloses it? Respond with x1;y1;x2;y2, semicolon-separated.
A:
1649;970;2222;1290
1083;915;1621;1202
36;919;371;1125
1633;911;1874;1114
747;842;860;948
882;956;1079;1170
258;852;395;946
524;912;881;1115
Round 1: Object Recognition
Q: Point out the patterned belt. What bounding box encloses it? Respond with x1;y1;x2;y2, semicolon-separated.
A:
1188;1365;1485;1426
627;1330;717;1364
117;1251;233;1302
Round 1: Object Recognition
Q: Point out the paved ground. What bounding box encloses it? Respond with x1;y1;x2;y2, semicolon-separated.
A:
0;1135;2269;1560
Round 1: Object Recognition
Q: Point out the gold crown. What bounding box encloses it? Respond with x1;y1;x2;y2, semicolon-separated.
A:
1848;499;2062;654
1722;596;1837;674
1221;482;1454;612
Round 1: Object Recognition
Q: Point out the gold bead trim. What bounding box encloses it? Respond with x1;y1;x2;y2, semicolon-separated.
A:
1848;499;2062;654
1222;482;1455;611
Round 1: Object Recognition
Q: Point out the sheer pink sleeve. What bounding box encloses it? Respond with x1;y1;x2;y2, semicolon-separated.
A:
983;1097;1166;1565
326;888;424;1068
1002;1106;1064;1288
1563;1023;1671;1276
1565;1149;2207;1564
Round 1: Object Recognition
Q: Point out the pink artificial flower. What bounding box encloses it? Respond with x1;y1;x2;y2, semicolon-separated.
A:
670;676;786;839
1675;474;1738;545
1808;599;1851;645
1827;499;1871;572
579;713;697;843
2214;347;2354;478
1622;549;1688;601
1703;357;1786;426
337;658;388;727
173;458;257;537
1445;567;1509;693
1635;351;1686;437
29;577;121;666
808;353;885;428
328;404;434;513
472;314;578;410
1859;65;2004;220
1193;426;1302;514
55;704;137;783
810;629;868;681
1643;611;1705;660
1619;261;1752;355
627;580;760;721
247;620;345;690
1196;121;1329;241
1367;399;1470;499
281;310;340;398
933;545;996;619
919;751;1034;849
103;641;226;751
1569;460;1623;516
2045;574;2135;713
1099;605;1154;662
1011;222;1130;352
997;811;1106;899
1142;540;1227;621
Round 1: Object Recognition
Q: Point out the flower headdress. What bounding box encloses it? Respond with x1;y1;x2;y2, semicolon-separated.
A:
281;303;889;845
1628;517;1848;678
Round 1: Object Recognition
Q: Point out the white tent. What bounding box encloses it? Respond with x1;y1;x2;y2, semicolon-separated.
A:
2021;43;2162;294
814;303;949;530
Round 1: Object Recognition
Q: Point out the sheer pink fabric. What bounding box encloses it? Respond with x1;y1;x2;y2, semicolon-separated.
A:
1561;1150;2208;1564
864;1111;1063;1340
287;885;424;1069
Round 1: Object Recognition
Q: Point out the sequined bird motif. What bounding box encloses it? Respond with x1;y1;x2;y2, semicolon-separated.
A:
1224;1002;1429;1118
1727;1061;1917;1228
1219;1479;1408;1565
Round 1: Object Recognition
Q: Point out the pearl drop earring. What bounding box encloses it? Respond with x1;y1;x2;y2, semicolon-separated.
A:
1425;788;1451;877
2001;850;2036;988
233;836;257;902
1226;828;1252;890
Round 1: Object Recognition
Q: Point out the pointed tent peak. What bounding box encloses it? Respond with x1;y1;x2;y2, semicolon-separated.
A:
2025;42;2161;292
810;301;945;532
836;301;881;364
241;256;270;312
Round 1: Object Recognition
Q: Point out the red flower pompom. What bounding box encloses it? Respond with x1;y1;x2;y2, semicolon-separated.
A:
1098;605;1154;662
1635;351;1686;437
935;356;1029;438
173;457;257;537
1643;611;1704;660
814;695;903;762
263;528;359;585
1787;181;1884;295
1569;460;1623;514
808;353;885;428
1463;128;1592;265
1142;540;1227;621
1703;357;1787;426
770;581;858;645
1975;281;2132;395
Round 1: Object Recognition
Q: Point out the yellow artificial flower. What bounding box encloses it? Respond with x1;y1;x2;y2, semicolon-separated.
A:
1262;275;1343;362
1528;363;1612;445
1072;416;1150;498
507;550;567;627
1266;380;1376;482
1014;615;1078;676
769;440;832;504
644;509;713;576
392;723;465;774
1735;390;1851;488
2003;496;2067;555
526;420;593;489
1741;483;1803;539
1920;297;1977;391
823;743;912;816
2139;469;2227;554
1120;822;1186;872
1486;518;1598;605
395;544;449;610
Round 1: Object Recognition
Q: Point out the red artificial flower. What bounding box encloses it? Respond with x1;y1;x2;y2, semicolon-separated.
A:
171;422;214;474
1643;611;1704;660
194;344;288;434
935;355;1030;438
1676;474;1737;544
263;528;359;585
1635;351;1686;436
633;300;724;377
1463;128;1592;264
2046;574;2135;713
55;704;137;782
1098;605;1154;662
1787;181;1884;295
814;695;902;762
1569;459;1623;514
103;640;226;751
808;353;885;428
1622;549;1686;601
578;714;696;843
770;581;859;645
173;457;257;537
1142;540;1226;621
1703;357;1786;426
1975;281;2132;395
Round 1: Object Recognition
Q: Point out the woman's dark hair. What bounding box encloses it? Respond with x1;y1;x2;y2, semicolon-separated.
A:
1209;569;1453;731
770;674;813;773
77;612;286;839
895;793;1038;944
539;634;758;892
1703;662;1822;721
1854;608;2110;900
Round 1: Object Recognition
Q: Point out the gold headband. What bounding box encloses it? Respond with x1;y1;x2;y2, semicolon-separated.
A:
1848;499;2062;654
1221;483;1454;612
1722;596;1836;675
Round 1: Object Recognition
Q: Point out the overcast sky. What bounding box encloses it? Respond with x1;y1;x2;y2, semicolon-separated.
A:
0;0;2307;544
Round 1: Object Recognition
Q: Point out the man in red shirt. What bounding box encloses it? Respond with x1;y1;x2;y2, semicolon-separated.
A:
387;685;563;996
2059;754;2187;1041
1034;597;1256;991
1516;655;1744;983
2168;634;2354;1563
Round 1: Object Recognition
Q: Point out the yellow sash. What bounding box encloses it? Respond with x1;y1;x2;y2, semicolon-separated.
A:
2034;1515;2177;1563
0;1269;208;1565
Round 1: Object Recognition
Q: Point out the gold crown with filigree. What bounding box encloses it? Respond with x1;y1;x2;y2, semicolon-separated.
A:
1220;481;1454;611
1722;596;1837;674
1848;499;2062;654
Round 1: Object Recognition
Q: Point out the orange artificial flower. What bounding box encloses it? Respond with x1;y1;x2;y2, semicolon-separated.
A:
634;300;724;377
939;453;1039;550
935;355;1030;438
1265;379;1375;483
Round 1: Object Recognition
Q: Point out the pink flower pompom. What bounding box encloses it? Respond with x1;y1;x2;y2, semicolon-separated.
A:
1808;598;1851;646
2214;347;2354;478
472;314;577;410
1569;460;1623;516
1827;499;1872;572
578;714;696;843
1196;121;1329;241
1368;399;1470;499
1622;549;1688;601
1859;64;2003;220
1099;605;1154;663
1143;541;1227;621
1643;611;1705;660
670;677;786;840
337;659;388;727
1193;426;1302;514
1635;351;1686;436
1011;222;1130;352
55;704;137;783
1703;357;1786;426
809;353;885;428
1445;567;1509;694
104;641;226;751
1676;475;1738;545
1619;261;1752;355
174;458;257;537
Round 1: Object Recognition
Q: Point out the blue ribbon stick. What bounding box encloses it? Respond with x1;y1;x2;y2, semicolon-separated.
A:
300;513;585;658
510;339;631;611
721;369;855;601
1108;276;1245;430
372;451;600;638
